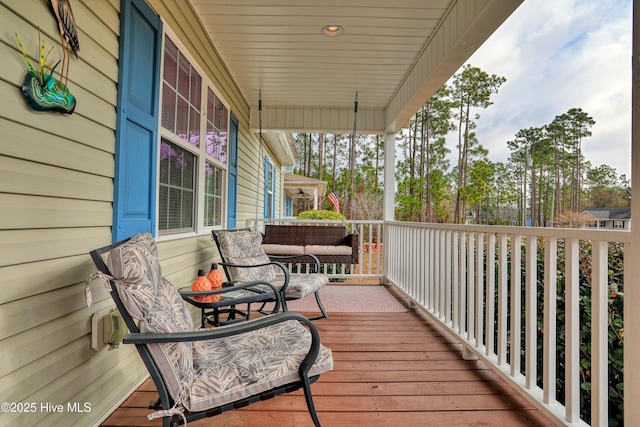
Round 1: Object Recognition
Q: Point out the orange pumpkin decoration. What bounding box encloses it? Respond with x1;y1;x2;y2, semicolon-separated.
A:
206;263;223;302
192;269;215;303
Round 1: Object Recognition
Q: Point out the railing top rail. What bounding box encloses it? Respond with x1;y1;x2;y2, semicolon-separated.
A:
249;218;630;242
251;218;385;226
386;220;632;243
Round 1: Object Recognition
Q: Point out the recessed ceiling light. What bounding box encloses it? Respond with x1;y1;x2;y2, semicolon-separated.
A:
321;25;344;37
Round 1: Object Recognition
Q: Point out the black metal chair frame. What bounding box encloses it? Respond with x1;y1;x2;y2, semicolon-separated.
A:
89;237;325;427
212;228;328;320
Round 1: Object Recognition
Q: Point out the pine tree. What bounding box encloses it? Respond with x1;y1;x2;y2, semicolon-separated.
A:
450;65;506;223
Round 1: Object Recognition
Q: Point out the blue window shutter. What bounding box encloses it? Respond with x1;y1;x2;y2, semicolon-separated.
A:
227;113;238;228
112;0;162;241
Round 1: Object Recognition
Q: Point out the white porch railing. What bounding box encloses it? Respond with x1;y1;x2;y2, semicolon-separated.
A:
386;221;628;427
247;218;625;425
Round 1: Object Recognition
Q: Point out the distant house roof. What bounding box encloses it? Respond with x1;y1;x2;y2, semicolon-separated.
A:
582;207;631;220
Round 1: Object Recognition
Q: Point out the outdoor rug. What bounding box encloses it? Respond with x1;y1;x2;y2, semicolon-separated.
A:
262;285;407;313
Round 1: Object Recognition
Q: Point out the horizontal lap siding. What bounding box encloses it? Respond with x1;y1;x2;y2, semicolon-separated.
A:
0;2;148;426
0;0;263;425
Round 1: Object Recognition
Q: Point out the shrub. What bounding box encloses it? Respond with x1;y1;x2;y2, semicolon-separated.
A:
519;238;623;425
297;209;346;221
494;238;623;425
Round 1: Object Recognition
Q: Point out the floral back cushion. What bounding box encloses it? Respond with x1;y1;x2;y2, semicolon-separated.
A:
108;232;194;403
108;232;163;320
215;230;277;282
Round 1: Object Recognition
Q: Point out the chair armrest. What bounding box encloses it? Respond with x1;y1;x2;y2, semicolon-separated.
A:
123;311;321;376
124;311;314;342
219;260;292;292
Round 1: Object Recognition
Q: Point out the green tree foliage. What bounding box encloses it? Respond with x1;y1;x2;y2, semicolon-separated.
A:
462;155;494;223
545;109;596;216
293;132;384;220
487;162;520;225
450;65;506;223
508;126;555;226
586;165;630;208
503;108;613;227
396;85;453;222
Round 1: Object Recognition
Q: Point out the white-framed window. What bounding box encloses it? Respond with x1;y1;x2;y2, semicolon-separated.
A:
158;33;229;235
264;157;276;219
614;220;625;229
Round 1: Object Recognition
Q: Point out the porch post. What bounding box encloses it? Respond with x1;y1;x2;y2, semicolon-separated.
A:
383;132;396;221
627;1;639;425
383;132;396;280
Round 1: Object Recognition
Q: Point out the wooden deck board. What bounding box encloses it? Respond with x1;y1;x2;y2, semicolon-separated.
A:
100;286;555;427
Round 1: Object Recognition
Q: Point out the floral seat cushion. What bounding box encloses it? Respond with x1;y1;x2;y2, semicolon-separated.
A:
189;320;333;412
272;273;328;299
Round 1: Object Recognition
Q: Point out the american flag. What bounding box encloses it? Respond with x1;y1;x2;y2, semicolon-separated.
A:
327;191;340;212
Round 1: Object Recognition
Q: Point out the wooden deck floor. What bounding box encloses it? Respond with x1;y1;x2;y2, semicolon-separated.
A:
101;286;555;427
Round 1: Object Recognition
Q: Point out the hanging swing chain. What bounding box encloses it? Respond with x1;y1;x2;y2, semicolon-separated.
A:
349;92;358;218
255;91;264;226
351;92;358;177
352;91;358;142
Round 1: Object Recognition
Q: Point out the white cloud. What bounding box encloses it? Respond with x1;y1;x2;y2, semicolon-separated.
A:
446;0;632;177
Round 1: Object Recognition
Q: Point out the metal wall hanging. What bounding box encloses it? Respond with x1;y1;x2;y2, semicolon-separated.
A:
15;1;80;114
15;31;76;114
50;0;80;89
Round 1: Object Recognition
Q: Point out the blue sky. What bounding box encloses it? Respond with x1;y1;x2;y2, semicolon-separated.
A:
449;0;633;178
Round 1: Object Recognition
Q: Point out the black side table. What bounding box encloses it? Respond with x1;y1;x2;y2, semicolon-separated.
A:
180;281;279;327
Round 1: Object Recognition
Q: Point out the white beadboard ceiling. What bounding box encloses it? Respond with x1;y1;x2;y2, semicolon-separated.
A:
189;0;523;134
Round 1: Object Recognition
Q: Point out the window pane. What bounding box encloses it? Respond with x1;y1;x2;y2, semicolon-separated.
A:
175;96;188;140
166;51;201;147
214;97;222;128
219;106;228;133
207;130;227;162
161;82;176;130
178;54;190;100
188;106;200;147
158;185;168;230
207;90;215;123
206;88;227;163
206;122;214;157
190;72;201;108
216;131;227;163
163;37;178;88
204;162;223;226
206;89;215;157
159;139;195;233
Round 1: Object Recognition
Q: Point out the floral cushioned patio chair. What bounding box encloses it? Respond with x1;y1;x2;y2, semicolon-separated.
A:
212;228;330;320
85;232;333;427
